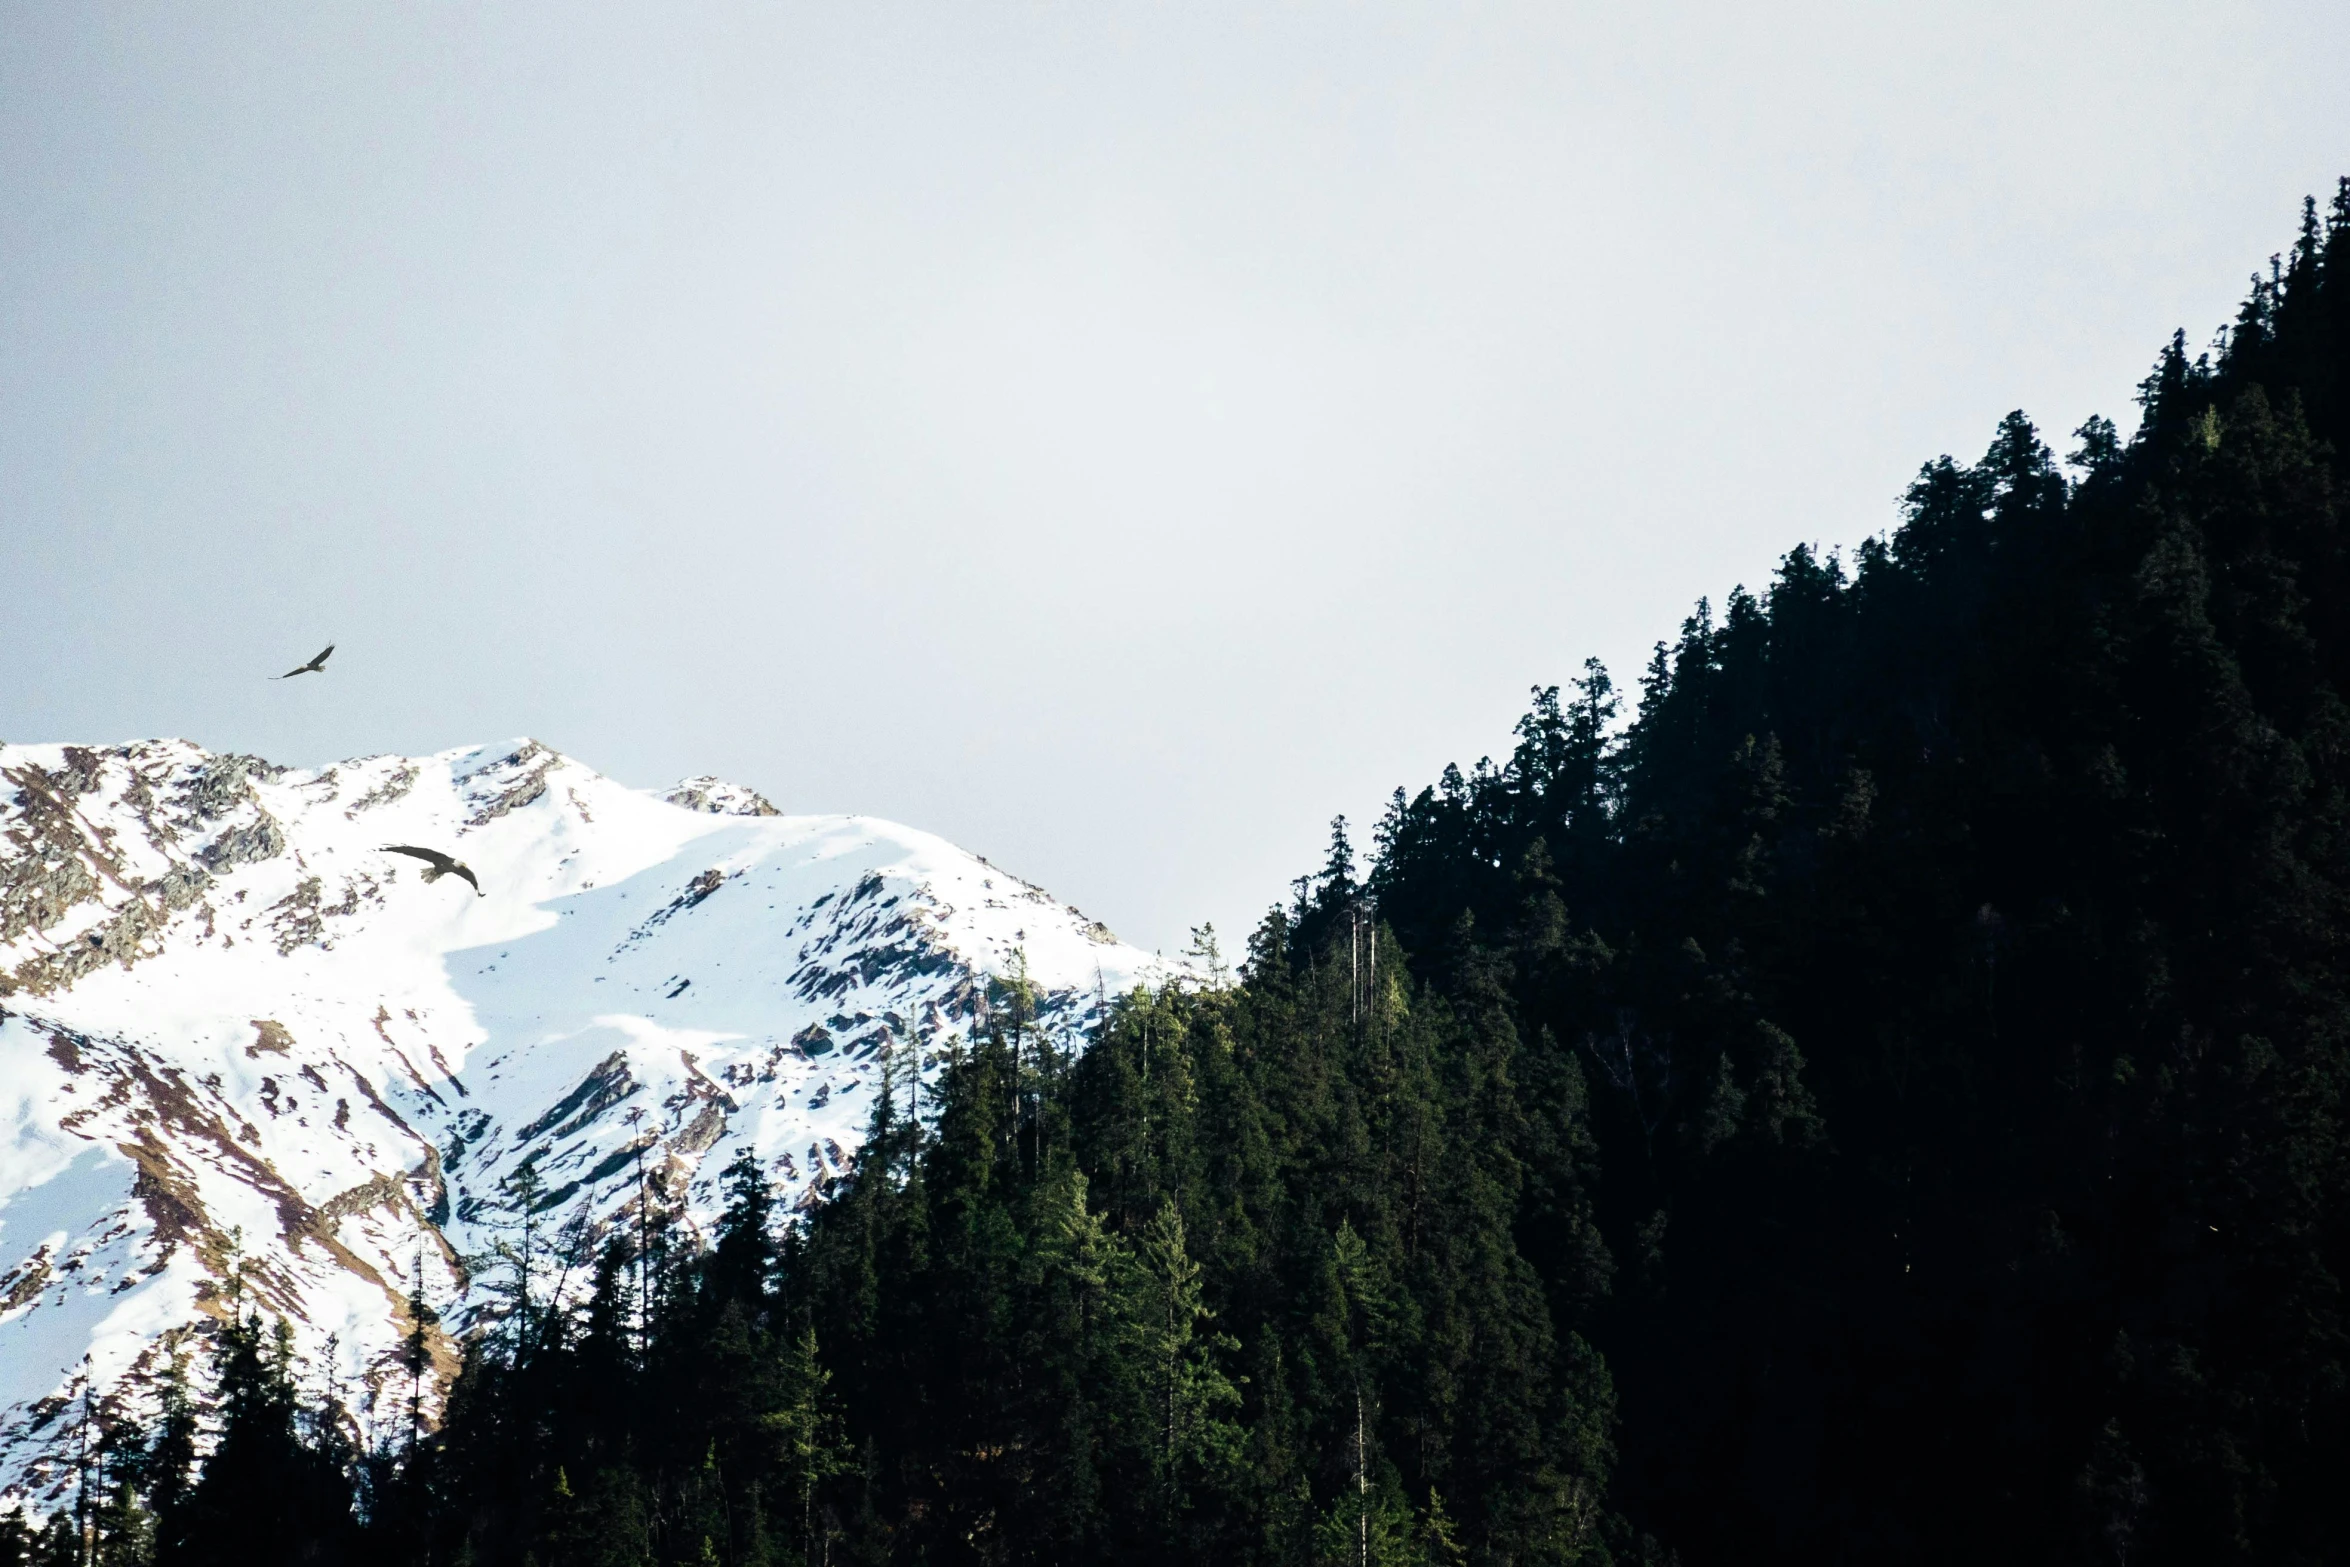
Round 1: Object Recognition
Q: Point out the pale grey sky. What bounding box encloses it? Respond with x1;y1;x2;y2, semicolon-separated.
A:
5;3;2347;953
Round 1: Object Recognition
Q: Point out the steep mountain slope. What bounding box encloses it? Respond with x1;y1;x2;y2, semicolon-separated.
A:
0;738;1172;1496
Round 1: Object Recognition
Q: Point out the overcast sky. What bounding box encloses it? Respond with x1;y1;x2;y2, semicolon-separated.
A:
5;3;2347;953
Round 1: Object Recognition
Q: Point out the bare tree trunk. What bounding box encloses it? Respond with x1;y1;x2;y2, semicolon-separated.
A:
75;1369;92;1567
1356;1385;1368;1567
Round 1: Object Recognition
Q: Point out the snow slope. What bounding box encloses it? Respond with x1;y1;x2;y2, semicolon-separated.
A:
0;739;1173;1497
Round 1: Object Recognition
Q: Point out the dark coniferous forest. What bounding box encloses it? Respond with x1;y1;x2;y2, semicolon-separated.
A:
12;185;2350;1566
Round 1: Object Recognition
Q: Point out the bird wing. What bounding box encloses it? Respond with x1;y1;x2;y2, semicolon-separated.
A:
383;844;457;872
449;862;484;896
310;643;335;669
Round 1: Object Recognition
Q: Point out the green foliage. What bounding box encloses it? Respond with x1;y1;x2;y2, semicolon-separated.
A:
766;927;1620;1565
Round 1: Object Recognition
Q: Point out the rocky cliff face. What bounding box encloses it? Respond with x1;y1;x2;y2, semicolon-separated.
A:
0;738;1170;1498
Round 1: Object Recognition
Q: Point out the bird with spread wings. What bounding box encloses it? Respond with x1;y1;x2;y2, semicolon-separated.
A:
276;644;335;679
382;845;483;896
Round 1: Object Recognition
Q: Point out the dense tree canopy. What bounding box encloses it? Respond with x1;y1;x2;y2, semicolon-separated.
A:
1367;179;2350;1564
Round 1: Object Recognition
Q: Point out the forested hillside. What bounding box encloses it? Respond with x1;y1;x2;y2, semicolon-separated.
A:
11;182;2349;1567
1365;180;2350;1563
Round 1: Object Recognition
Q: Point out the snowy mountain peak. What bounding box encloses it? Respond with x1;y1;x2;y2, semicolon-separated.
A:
0;738;1175;1499
660;775;781;818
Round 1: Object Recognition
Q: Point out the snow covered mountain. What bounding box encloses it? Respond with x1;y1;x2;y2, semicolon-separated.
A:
0;738;1174;1498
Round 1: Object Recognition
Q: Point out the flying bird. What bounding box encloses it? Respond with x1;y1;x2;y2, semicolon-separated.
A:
275;644;335;679
382;845;483;896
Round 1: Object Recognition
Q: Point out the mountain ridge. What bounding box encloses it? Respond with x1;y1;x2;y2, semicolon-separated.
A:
0;735;1174;1500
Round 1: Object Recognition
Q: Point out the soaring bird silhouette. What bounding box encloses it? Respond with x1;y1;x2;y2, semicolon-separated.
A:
276;644;335;679
382;844;483;896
